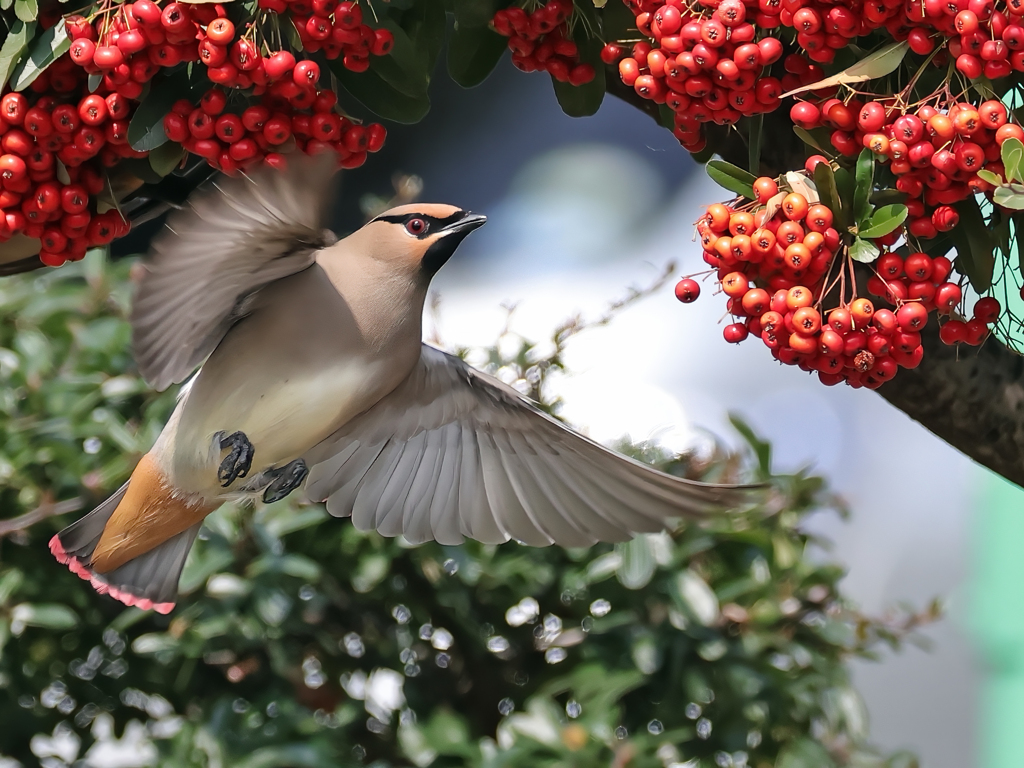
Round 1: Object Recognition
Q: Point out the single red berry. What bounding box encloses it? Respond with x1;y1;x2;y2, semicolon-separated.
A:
675;278;700;303
974;296;1002;323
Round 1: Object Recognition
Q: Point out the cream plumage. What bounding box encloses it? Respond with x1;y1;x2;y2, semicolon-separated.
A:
50;157;758;613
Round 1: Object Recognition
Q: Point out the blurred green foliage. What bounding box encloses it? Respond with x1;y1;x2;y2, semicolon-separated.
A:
0;253;932;768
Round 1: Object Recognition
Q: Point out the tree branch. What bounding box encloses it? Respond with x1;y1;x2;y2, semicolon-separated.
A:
876;325;1024;488
0;497;83;539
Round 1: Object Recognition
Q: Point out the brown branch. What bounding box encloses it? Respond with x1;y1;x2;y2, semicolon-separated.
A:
876;323;1024;488
0;497;84;539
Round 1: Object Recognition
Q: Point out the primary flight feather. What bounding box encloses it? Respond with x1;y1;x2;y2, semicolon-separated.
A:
51;157;758;613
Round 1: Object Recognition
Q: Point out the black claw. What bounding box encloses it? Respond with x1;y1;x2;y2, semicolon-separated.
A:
262;459;308;504
218;431;254;487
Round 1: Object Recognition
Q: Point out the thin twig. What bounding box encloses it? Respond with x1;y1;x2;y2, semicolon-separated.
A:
0;497;84;539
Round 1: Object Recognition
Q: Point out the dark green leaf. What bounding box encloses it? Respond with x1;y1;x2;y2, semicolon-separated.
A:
551;22;605;118
149;142;185;177
331;59;430;123
9;18;68;91
869;188;906;207
951;197;995;291
834;166;855;205
447;23;506;88
450;0;500;29
850;237;879;263
364;20;429;98
1001;136;1024;183
813;162;844;231
853;148;874;227
793;126;833;156
0;20;36;90
747;114;763;176
706;160;756;199
729;413;771;476
128;69;205;151
13;0;37;22
858;204;907;239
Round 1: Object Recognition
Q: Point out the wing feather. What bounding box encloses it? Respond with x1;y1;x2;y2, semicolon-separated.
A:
305;345;762;547
132;157;338;390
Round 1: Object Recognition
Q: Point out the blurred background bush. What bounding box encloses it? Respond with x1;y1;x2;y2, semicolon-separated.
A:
0;253;929;768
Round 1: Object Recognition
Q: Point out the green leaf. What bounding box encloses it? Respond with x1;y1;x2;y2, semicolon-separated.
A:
129;69;201;152
813;162;844;231
149;141;185;177
332;60;430;123
794;126;834;156
850;237;880;263
781;41;908;98
0;20;36;90
0;569;24;605
858;204;908;239
447;23;506;88
550;32;605;118
0;0;13;11
993;184;1024;210
706;159;756;199
1002;137;1024;183
978;169;1004;186
365;20;430;99
748;114;763;175
671;570;720;626
853;148;874;227
9;18;69;92
777;738;837;768
11;603;78;632
950;197;995;291
13;0;37;22
616;536;656;589
450;0;500;29
729;413;771;476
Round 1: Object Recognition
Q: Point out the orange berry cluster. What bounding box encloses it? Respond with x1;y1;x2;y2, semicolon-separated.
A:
676;176;1002;389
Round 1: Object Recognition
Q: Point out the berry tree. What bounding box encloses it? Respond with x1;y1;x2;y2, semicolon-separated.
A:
0;0;1023;485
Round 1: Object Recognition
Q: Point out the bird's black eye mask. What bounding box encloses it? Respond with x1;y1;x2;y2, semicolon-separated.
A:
373;210;469;240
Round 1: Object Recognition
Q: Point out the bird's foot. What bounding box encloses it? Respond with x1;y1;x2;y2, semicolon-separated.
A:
261;459;308;504
217;431;254;487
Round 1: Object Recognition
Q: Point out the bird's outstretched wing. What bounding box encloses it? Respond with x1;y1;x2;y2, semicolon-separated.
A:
131;157;338;391
304;345;761;547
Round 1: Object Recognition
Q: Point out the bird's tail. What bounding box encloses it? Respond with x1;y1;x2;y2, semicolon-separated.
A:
49;454;213;614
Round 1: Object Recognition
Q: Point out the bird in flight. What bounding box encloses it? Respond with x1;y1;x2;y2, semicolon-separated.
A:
50;157;758;613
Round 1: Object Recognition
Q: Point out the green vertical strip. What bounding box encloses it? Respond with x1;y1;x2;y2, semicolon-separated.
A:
969;473;1024;767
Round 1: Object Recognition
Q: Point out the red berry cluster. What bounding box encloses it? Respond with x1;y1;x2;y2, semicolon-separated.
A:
0;47;141;265
794;97;1024;236
0;0;391;266
676;176;1001;388
256;0;394;73
163;86;385;175
492;0;596;85
600;0;832;152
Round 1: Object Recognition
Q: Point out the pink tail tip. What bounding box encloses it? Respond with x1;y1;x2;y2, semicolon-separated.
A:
51;537;174;613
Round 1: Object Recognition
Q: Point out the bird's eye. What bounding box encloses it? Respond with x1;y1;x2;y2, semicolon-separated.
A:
405;218;427;236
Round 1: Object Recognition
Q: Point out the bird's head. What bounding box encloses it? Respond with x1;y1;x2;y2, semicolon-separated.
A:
364;204;487;278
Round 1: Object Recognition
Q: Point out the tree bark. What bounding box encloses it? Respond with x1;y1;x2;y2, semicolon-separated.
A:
877;324;1024;487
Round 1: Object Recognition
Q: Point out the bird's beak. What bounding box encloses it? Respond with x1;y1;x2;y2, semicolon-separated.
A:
421;212;486;276
440;212;487;236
